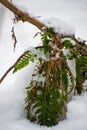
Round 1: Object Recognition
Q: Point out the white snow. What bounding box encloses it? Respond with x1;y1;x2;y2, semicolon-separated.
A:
43;18;75;36
29;47;50;61
0;0;87;130
32;74;46;83
62;38;76;46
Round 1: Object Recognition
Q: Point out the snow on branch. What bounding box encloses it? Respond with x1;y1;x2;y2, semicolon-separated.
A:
43;18;75;36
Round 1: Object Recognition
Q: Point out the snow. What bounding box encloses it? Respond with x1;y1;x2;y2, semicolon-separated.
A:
32;74;46;83
0;0;87;130
43;18;75;36
29;47;50;61
77;38;85;43
62;38;76;46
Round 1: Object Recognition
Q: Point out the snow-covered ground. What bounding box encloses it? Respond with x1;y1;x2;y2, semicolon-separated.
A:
0;0;87;130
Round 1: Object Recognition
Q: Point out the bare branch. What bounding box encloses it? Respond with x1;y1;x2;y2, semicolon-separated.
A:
0;0;45;30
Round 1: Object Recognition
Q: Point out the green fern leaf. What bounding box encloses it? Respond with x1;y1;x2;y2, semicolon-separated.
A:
13;51;35;73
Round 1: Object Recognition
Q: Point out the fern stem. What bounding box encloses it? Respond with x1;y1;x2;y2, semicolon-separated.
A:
0;51;29;83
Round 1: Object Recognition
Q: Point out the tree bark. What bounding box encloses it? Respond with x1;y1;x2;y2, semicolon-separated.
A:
0;0;45;30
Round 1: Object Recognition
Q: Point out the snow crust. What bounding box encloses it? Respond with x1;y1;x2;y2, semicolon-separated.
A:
43;18;75;36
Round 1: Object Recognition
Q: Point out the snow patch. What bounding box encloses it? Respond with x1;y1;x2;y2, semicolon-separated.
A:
29;47;50;61
43;18;75;36
32;74;46;83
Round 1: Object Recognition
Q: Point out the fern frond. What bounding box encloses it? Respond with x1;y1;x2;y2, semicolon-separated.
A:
13;51;36;73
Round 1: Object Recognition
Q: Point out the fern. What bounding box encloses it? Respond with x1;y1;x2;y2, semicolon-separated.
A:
25;56;74;126
24;30;77;126
13;28;86;126
41;28;55;53
76;55;87;94
33;86;62;126
63;37;87;94
13;51;36;73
